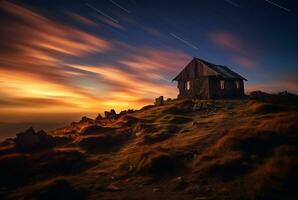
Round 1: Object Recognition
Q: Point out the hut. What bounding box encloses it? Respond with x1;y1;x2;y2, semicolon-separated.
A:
173;57;247;99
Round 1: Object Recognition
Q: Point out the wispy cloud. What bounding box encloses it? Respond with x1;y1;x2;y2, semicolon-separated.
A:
210;31;258;68
233;56;256;68
96;15;126;30
0;1;190;118
67;12;98;27
210;31;243;53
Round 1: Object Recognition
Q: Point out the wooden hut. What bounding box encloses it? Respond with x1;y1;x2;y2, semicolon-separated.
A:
173;57;247;99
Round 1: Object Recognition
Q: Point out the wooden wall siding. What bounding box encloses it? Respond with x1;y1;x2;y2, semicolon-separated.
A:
208;77;244;99
177;77;209;99
177;77;244;99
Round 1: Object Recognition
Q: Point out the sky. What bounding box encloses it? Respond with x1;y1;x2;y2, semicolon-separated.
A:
0;0;297;135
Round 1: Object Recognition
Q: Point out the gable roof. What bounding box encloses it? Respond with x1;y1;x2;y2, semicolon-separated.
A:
173;57;247;81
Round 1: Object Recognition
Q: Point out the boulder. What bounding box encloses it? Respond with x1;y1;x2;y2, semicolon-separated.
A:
95;114;103;121
106;183;120;191
119;109;134;116
154;96;164;106
104;109;118;119
80;116;94;124
81;125;114;135
116;115;139;126
15;127;54;152
132;122;157;136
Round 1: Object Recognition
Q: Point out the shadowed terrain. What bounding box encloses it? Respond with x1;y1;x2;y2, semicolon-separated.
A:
0;92;297;200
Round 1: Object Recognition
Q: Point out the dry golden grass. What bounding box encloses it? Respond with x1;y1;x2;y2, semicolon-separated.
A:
0;97;297;199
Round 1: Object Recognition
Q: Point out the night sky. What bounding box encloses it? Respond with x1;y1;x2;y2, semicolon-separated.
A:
0;0;297;128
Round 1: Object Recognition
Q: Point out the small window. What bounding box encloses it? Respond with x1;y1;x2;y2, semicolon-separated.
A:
220;80;225;90
185;81;190;90
235;81;240;89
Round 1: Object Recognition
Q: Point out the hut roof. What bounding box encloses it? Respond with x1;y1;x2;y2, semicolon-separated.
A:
173;57;247;81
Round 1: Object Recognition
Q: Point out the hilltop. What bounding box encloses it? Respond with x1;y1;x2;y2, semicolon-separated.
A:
0;92;298;200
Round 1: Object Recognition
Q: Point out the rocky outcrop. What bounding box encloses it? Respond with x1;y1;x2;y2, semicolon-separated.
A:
154;96;164;106
79;116;94;124
95;114;103;121
81;125;115;135
104;109;117;120
119;109;134;116
15;127;54;152
132;122;157;136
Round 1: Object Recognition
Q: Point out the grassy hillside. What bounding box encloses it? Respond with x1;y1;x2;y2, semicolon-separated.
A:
0;93;298;200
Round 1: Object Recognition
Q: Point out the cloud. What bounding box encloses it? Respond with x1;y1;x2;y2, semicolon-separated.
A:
68;64;177;97
67;12;98;27
0;1;112;57
210;31;258;68
119;48;190;78
210;31;243;53
96;15;126;30
233;56;256;68
0;1;190;119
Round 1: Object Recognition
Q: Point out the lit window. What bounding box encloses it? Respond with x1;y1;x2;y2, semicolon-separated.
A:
185;81;190;90
235;81;239;89
220;80;225;89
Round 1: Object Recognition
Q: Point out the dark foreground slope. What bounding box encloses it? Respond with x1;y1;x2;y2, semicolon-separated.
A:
1;93;298;200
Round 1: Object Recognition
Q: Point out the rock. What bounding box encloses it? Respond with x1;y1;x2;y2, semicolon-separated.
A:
135;132;142;136
95;114;103;121
15;127;39;151
110;109;116;116
117;115;139;126
15;127;54;152
132;122;157;136
33;179;85;200
192;121;199;127
106;183;120;191
119;109;134;116
81;125;112;135
193;103;202;111
173;176;188;191
140;105;155;111
80;116;94;124
0;138;15;147
104;109;118;119
249;90;270;100
201;103;208;109
154;96;164;106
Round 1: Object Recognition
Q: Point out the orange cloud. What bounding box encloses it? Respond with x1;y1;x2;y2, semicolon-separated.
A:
210;31;258;68
233;56;256;68
68;64;177;97
0;1;112;57
119;48;191;80
67;12;98;27
96;15;126;30
0;1;190;122
210;31;243;52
